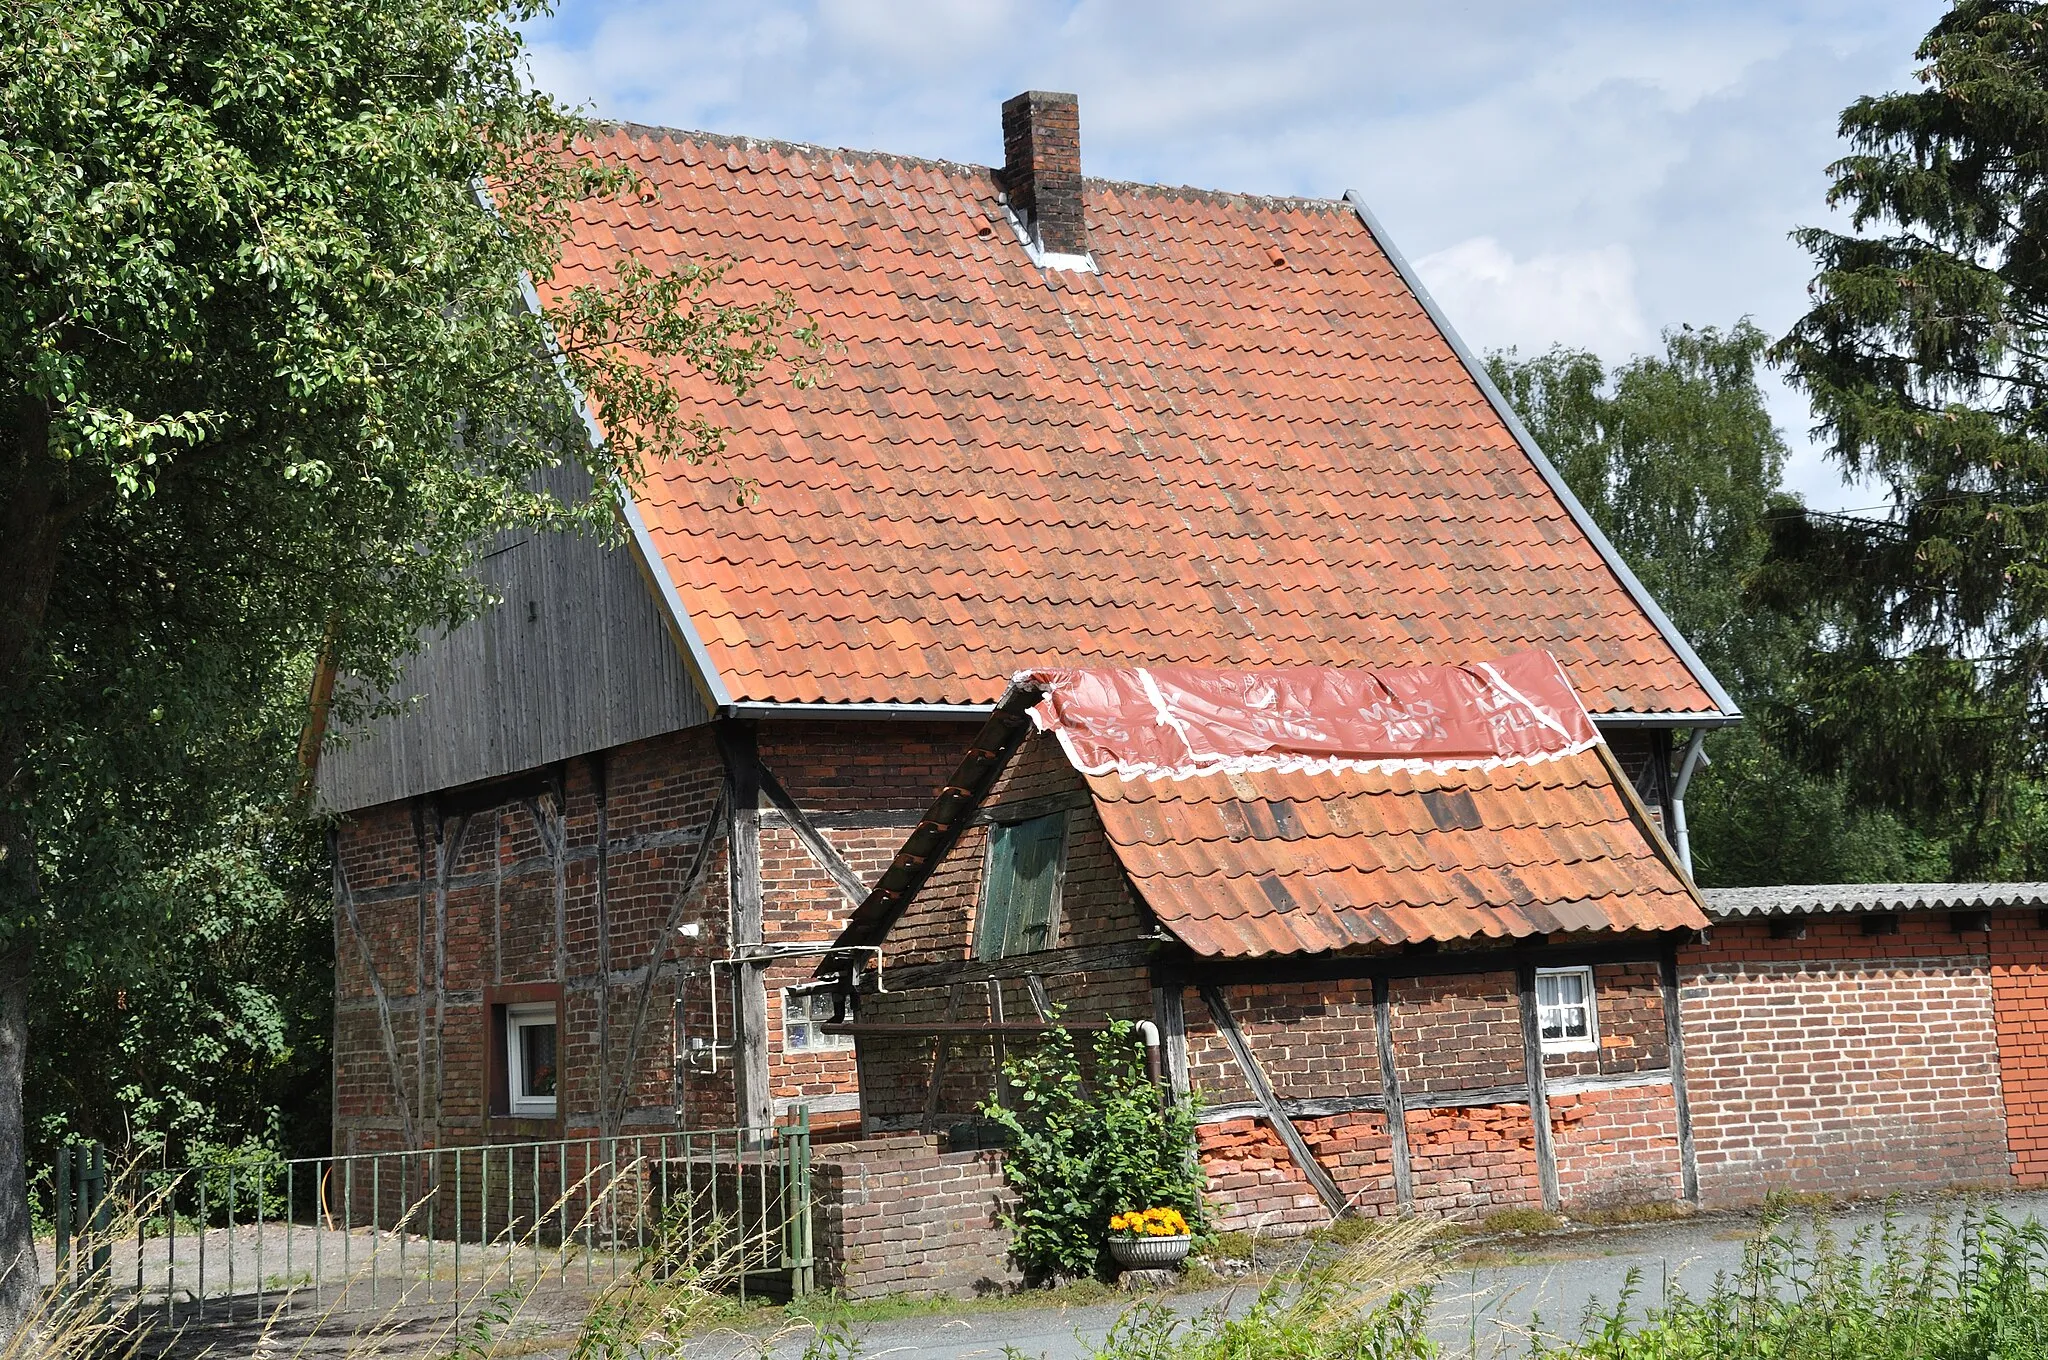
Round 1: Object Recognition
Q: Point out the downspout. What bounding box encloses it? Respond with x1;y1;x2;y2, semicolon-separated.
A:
1135;1020;1163;1088
1670;731;1710;879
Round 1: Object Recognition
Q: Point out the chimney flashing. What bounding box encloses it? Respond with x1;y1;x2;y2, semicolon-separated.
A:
997;200;1098;274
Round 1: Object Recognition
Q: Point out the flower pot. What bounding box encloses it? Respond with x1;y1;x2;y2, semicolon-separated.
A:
1108;1233;1192;1270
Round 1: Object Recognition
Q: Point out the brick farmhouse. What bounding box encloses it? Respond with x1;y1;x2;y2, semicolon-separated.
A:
316;92;2048;1273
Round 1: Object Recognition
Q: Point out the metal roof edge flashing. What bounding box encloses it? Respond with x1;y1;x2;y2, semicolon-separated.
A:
999;200;1099;274
1593;712;1742;730
495;252;734;715
1340;190;1742;723
721;700;998;721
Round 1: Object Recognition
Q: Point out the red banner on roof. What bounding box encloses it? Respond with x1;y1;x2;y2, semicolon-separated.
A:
1021;651;1599;776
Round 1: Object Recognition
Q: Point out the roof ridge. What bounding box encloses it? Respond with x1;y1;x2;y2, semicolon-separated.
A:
581;120;1345;211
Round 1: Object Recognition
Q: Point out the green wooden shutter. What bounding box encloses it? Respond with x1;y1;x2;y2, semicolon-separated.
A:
977;812;1067;959
976;821;1021;959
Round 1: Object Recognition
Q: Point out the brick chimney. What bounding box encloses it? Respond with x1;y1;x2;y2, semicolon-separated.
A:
1001;90;1085;258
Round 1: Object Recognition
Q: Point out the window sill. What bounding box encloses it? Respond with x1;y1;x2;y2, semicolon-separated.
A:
486;1114;563;1139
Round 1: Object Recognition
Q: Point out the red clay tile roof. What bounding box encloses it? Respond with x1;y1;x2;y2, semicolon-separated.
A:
1027;660;1707;956
835;658;1706;960
545;125;1729;718
1089;754;1705;956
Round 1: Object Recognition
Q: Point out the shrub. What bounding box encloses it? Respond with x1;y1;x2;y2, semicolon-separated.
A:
980;1018;1206;1281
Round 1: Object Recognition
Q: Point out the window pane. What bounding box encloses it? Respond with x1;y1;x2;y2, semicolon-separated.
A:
1536;974;1560;1008
521;1022;557;1098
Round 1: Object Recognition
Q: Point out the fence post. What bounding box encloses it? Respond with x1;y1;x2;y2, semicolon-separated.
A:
90;1142;112;1288
781;1106;812;1299
54;1146;71;1291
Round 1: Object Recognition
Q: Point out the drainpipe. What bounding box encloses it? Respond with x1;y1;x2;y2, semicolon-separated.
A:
1135;1020;1163;1087
1670;731;1709;879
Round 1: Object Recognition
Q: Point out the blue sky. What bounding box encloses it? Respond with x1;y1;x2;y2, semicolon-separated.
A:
523;0;1948;510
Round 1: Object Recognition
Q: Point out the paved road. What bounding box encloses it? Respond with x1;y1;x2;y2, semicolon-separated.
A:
688;1191;2048;1360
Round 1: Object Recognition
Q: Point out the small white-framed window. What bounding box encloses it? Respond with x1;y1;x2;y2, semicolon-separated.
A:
505;1002;559;1116
782;983;853;1054
1535;967;1597;1054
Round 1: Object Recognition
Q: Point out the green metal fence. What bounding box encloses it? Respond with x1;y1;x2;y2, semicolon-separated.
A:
45;1110;813;1325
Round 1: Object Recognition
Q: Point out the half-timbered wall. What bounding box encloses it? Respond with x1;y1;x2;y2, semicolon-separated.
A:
847;732;1693;1228
854;733;1157;1132
331;715;983;1155
332;728;731;1156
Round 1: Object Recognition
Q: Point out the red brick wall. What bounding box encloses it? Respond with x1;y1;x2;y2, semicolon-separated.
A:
1390;972;1522;1095
1679;914;2010;1206
1185;979;1383;1106
853;732;1156;1131
811;1134;1023;1298
332;729;731;1150
331;717;978;1153
1551;1083;1684;1210
1407;1104;1541;1217
1543;962;1668;1082
1197;1118;1340;1235
1988;916;2048;1183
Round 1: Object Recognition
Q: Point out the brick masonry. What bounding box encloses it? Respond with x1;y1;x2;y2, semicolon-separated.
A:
1992;920;2048;1184
811;1135;1022;1298
336;697;2048;1278
1679;913;2012;1206
330;718;977;1154
854;733;1156;1133
1551;1084;1684;1210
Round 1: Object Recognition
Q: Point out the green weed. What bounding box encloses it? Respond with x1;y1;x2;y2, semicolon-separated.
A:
1539;1206;2048;1359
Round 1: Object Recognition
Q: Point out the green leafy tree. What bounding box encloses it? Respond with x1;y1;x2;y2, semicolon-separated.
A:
1771;0;2048;874
0;0;816;1332
1489;325;1939;885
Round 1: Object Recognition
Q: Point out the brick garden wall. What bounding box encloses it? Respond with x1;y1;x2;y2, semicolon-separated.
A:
1679;914;2011;1206
811;1135;1022;1298
1990;918;2048;1185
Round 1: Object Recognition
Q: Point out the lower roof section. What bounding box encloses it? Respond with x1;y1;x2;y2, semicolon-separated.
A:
1705;883;2048;918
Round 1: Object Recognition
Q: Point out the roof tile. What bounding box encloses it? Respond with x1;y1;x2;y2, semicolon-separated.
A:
547;127;1723;715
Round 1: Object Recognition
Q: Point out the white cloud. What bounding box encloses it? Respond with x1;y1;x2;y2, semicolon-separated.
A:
1414;237;1650;361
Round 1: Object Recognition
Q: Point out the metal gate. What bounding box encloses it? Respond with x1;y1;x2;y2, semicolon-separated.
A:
44;1110;813;1330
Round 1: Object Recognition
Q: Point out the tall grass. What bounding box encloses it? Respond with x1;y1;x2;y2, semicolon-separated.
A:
1083;1215;1445;1360
1;1152;836;1360
1541;1208;2048;1360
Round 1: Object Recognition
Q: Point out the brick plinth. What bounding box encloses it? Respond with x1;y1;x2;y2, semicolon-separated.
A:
1196;1118;1327;1235
1407;1103;1541;1218
811;1135;1022;1298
